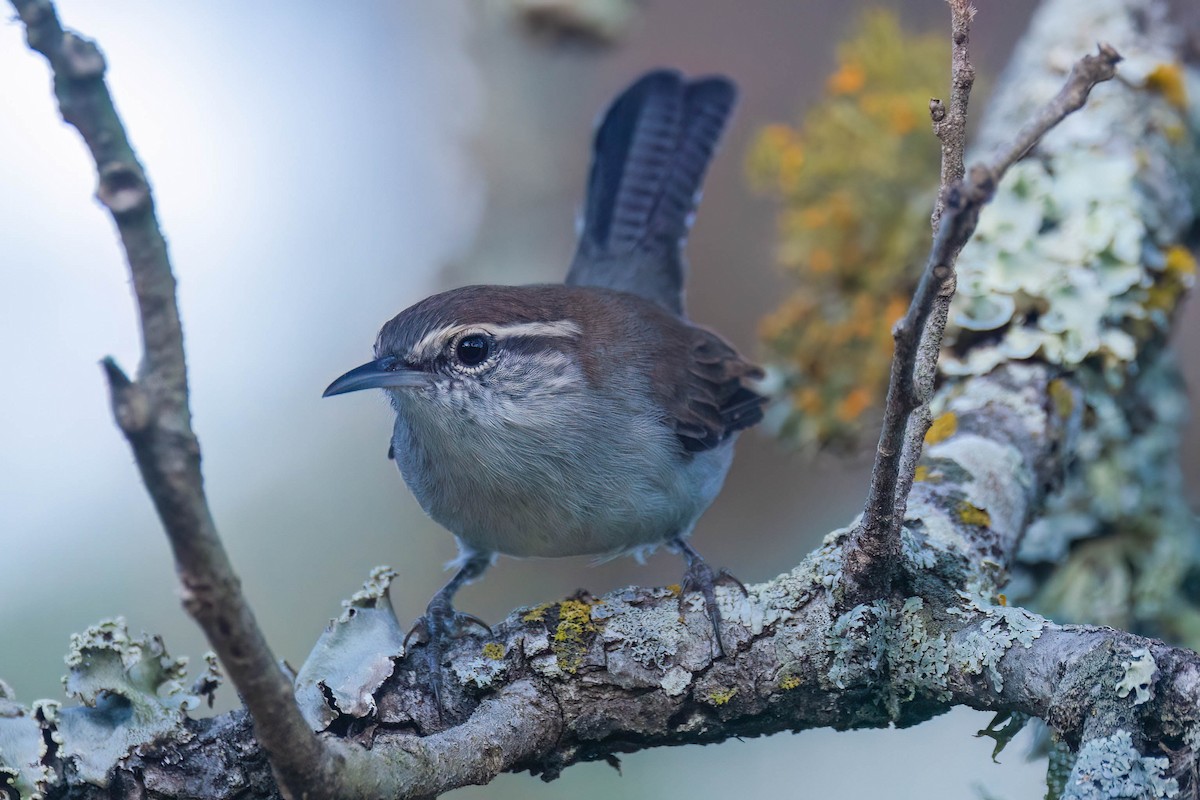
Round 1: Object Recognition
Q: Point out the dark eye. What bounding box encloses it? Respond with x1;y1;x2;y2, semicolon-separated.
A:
455;334;490;367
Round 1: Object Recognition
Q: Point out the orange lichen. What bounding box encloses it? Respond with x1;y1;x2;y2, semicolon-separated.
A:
747;10;947;448
828;61;866;95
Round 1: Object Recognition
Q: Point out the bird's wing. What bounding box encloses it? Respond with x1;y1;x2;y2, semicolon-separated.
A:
565;70;737;318
658;326;767;453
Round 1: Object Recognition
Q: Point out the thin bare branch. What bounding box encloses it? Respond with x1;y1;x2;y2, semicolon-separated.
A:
930;0;977;233
847;41;1122;608
7;1;330;796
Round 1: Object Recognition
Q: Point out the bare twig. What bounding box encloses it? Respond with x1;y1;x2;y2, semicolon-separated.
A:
930;0;977;233
847;41;1122;608
8;1;330;796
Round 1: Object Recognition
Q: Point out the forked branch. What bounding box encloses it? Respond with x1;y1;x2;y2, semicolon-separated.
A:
7;0;330;796
847;37;1122;608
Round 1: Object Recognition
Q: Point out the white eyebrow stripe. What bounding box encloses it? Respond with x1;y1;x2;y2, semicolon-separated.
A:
408;320;582;361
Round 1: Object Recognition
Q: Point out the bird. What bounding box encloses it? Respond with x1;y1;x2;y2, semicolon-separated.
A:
324;69;766;697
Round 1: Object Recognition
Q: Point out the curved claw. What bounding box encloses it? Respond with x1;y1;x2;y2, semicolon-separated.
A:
455;612;493;636
717;568;749;597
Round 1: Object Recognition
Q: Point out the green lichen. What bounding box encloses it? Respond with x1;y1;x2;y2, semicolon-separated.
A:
748;10;949;447
942;0;1195;385
0;690;58;800
55;619;207;789
1063;730;1178;799
950;605;1045;693
597;598;684;671
294;569;406;730
779;674;802;691
886;597;950;717
482;642;506;661
827;601;888;690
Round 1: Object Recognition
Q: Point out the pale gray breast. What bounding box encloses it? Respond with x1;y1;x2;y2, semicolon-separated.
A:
389;376;731;559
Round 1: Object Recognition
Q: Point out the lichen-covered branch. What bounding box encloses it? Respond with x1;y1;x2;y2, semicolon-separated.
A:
850;33;1120;607
2;0;1197;798
4;1;330;797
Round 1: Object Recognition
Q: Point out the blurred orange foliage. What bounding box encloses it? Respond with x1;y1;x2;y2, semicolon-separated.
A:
747;10;947;448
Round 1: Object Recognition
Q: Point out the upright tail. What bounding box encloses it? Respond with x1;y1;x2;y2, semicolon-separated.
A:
565;70;737;317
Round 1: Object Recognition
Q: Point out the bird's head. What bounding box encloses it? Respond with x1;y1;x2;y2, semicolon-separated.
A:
323;285;589;417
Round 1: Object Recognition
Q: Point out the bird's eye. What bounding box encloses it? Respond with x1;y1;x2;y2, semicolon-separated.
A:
455;334;490;367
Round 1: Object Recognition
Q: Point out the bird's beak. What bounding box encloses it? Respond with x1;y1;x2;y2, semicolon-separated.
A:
322;358;427;397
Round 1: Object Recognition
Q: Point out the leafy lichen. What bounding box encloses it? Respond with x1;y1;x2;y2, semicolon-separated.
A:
1115;648;1156;706
950;605;1045;693
294;567;406;730
53;618;208;789
1063;730;1178;799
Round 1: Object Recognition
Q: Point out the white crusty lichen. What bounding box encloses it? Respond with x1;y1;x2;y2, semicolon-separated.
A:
1064;730;1178;799
53;618;208;789
597;594;685;673
1115;648;1156;706
943;0;1195;382
294;566;406;730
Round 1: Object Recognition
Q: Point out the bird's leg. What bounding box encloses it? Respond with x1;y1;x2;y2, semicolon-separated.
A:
404;551;493;711
672;537;744;658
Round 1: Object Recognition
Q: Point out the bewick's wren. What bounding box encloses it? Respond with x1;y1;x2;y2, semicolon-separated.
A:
325;70;765;691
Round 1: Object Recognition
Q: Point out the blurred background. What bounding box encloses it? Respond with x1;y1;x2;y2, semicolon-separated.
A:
1;1;1196;798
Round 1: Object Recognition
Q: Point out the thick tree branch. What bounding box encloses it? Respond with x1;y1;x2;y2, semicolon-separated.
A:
5;1;329;796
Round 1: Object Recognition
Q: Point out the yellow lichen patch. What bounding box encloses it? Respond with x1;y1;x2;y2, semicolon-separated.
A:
924;412;958;445
997;594;1007;607
664;584;682;597
1165;245;1197;280
956;501;991;528
1144;63;1188;110
707;687;738;706
522;603;552;623
1048;379;1074;420
913;465;931;483
779;675;801;691
552;599;596;674
481;642;506;661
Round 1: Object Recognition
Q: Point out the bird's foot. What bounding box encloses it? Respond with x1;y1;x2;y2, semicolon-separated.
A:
404;595;491;714
678;555;745;658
